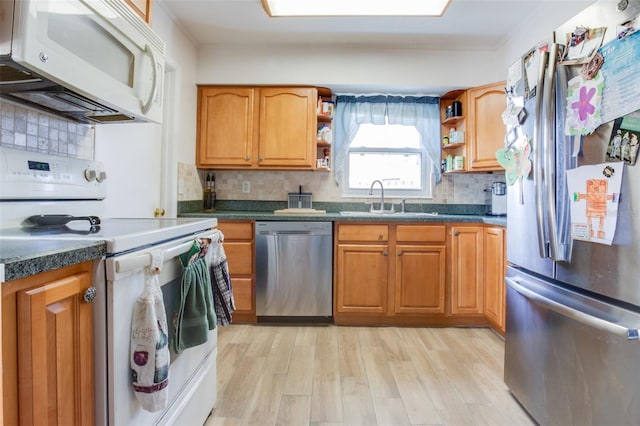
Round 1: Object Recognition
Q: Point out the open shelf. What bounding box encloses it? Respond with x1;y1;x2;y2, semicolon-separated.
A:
442;116;464;126
442;142;465;150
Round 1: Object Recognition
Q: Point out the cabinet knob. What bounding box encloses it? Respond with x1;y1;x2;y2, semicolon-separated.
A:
245;156;251;161
382;251;388;256
453;231;460;236
397;250;403;256
258;156;264;161
83;286;97;304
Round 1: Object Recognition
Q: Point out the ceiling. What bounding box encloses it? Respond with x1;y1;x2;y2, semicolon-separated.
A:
156;0;594;50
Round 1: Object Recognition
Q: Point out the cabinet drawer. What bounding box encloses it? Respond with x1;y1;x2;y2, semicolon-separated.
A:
396;225;446;243
232;277;253;312
337;224;388;242
223;241;253;275
218;221;254;240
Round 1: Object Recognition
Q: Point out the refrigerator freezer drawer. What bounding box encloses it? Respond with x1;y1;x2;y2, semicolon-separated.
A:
504;267;640;426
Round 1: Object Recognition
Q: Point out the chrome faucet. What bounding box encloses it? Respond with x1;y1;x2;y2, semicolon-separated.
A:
368;180;386;212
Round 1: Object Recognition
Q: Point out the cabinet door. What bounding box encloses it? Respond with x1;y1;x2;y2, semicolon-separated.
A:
17;270;95;426
450;226;484;315
197;87;256;168
335;244;388;314
257;87;316;168
217;221;255;322
394;244;446;314
124;0;152;23
484;226;506;333
466;81;506;171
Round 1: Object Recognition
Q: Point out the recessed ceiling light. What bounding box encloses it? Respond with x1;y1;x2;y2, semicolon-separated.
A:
261;0;451;17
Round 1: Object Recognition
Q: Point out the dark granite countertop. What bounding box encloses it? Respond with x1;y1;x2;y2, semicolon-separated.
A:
178;200;507;227
180;210;507;227
0;239;106;283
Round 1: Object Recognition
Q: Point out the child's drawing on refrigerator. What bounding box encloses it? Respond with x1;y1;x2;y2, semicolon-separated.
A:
566;163;623;245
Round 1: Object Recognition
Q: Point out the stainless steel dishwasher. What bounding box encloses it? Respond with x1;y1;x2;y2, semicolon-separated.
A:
255;221;333;322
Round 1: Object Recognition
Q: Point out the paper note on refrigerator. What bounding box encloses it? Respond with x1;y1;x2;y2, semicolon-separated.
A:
566;162;623;245
599;30;640;123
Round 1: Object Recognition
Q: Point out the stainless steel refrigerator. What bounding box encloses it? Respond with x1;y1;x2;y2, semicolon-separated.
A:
504;1;640;424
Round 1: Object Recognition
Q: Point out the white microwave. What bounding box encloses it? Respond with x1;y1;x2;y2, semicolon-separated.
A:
0;0;165;124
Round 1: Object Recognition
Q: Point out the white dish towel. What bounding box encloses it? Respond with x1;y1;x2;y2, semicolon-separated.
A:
130;251;169;412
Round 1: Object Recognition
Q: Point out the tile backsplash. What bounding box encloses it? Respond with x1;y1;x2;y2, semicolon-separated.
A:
183;168;503;206
0;100;95;159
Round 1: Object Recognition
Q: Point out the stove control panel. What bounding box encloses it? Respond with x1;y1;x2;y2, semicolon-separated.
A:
0;147;107;200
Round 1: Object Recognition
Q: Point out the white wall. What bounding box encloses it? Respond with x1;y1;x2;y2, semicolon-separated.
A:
196;2;593;93
95;4;198;218
498;1;594;70
197;45;504;94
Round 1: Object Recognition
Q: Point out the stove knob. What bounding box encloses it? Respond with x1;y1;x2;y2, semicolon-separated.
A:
96;170;107;182
84;169;96;181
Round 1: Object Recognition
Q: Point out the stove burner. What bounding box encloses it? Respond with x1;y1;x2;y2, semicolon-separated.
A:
20;224;102;236
23;214;101;227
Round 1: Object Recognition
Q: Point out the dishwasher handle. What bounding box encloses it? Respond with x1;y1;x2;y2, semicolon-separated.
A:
258;230;315;236
507;276;640;341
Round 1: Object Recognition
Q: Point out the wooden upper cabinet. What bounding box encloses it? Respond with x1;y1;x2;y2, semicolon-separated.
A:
124;0;153;24
197;87;256;168
2;261;95;426
257;87;316;168
196;86;317;170
466;81;507;171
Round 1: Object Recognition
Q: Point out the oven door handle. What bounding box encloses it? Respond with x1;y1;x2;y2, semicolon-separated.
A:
114;230;222;274
507;277;640;341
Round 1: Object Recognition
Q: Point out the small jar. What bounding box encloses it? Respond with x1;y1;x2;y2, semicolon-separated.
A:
442;136;449;146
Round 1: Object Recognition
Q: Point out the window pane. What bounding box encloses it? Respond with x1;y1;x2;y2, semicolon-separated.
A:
351;124;420;148
348;152;422;189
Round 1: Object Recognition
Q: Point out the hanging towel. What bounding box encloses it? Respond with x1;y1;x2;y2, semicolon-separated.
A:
210;238;235;326
130;251;169;412
174;240;216;353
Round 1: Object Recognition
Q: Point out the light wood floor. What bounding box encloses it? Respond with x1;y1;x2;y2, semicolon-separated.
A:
205;324;535;426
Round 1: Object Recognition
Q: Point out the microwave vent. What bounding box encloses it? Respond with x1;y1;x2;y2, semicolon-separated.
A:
0;64;42;84
88;114;135;123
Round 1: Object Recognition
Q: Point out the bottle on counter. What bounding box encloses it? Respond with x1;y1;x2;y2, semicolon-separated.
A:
210;172;216;210
204;173;213;211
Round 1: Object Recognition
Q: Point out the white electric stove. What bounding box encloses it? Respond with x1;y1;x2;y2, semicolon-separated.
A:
0;146;220;425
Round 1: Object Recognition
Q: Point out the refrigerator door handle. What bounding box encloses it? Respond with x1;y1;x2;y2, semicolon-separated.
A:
534;50;550;258
543;44;564;262
507;276;640;341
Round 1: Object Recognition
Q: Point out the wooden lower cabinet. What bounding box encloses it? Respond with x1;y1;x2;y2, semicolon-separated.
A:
334;223;448;325
450;225;485;315
217;220;256;323
394;224;447;314
335;243;389;314
2;261;95;426
484;226;506;334
395;244;446;314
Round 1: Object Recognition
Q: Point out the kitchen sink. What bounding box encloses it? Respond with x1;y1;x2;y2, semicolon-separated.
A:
338;211;439;217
